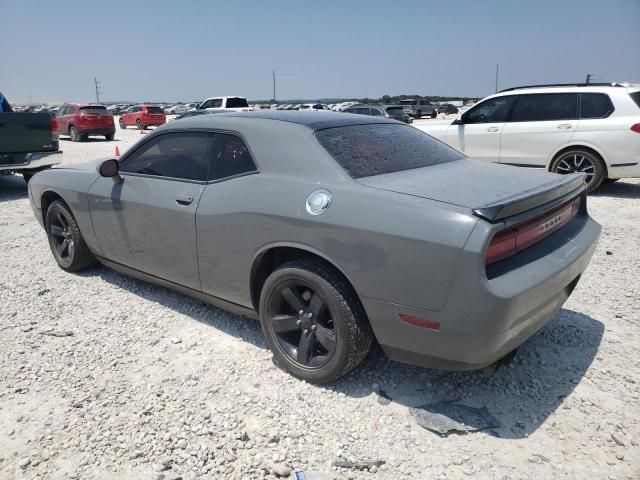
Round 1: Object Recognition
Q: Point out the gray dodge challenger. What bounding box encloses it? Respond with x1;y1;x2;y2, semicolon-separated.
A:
28;111;601;383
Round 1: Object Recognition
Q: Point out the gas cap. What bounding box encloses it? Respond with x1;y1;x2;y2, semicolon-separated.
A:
306;189;332;215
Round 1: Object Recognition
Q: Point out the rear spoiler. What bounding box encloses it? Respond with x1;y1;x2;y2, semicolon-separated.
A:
472;173;585;222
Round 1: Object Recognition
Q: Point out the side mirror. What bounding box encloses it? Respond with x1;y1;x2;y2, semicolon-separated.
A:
195;104;203;110
99;158;119;177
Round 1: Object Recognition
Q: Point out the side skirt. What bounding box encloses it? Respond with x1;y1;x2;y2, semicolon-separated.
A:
95;255;259;320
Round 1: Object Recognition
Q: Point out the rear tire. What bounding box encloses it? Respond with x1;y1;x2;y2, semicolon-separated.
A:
551;149;605;192
415;110;422;119
136;119;143;130
259;259;373;384
45;200;97;272
431;110;437;118
119;118;126;129
105;133;114;141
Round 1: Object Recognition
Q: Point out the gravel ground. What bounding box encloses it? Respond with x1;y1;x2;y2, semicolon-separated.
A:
1;122;639;479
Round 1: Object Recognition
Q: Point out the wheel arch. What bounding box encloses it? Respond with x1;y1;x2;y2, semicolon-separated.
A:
249;243;361;314
41;190;71;227
547;143;609;177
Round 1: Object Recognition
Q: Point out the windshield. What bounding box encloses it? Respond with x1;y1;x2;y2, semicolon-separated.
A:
386;107;403;114
399;100;417;105
315;124;464;179
226;97;249;108
80;106;108;115
145;106;164;114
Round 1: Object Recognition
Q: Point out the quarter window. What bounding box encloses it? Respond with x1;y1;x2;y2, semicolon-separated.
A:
119;132;214;181
509;93;578;122
580;93;614;118
465;96;515;123
209;134;257;180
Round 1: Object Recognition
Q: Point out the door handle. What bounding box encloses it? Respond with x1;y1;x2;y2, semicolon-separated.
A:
487;127;499;132
175;194;194;206
557;124;573;129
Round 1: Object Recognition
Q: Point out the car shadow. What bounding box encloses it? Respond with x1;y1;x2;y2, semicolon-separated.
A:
334;308;603;439
81;264;602;440
0;174;28;202
592;180;640;199
59;137;119;143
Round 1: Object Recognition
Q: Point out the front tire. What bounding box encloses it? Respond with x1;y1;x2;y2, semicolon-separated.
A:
69;126;80;142
119;118;126;129
45;200;97;272
259;259;373;384
414;110;422;119
551;149;606;192
431;110;437;118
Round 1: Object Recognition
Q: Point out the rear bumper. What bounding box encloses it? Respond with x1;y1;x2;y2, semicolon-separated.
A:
77;127;115;136
363;214;601;370
0;150;63;172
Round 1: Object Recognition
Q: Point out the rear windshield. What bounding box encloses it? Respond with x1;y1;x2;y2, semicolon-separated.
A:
226;97;249;108
145;106;164;114
399;100;417;105
80;106;108;115
630;92;640;109
386;107;404;114
315;124;464;179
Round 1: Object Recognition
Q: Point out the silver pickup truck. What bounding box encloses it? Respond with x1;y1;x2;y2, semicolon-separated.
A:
0;93;62;182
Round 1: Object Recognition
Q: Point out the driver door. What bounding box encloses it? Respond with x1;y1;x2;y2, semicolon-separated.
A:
445;95;515;163
88;131;215;290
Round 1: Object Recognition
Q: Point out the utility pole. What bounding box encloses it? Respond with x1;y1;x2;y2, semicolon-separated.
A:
94;77;102;104
585;73;592;84
272;70;276;103
495;64;499;93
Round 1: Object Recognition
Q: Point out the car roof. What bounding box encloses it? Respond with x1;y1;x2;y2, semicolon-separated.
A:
190;110;399;130
494;83;639;97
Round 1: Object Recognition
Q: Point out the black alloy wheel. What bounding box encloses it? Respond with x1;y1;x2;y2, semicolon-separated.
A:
45;200;96;272
266;279;337;369
259;259;373;384
48;208;75;268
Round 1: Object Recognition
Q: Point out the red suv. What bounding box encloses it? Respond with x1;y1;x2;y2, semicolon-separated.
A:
119;105;166;130
55;104;115;142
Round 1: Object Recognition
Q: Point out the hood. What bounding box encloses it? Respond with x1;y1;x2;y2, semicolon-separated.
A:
357;159;585;221
52;157;108;172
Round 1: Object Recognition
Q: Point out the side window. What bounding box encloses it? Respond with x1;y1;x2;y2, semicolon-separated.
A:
213;99;223;108
209;134;257;181
580;93;614;119
119;132;214;181
370;108;383;116
509;93;578;122
465;96;515;124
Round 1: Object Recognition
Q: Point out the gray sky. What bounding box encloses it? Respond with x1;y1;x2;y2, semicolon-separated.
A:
1;0;639;103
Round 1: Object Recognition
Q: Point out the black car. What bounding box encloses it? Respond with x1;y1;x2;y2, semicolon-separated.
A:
384;105;413;124
343;104;413;124
436;103;460;115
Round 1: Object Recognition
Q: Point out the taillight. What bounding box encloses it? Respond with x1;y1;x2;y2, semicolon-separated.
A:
631;123;640;133
485;197;581;265
49;117;58;141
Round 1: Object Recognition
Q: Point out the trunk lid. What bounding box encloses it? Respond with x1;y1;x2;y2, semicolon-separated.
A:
357;159;585;221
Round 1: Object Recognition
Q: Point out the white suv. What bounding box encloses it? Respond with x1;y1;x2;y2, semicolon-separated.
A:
415;83;640;191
